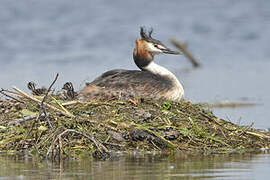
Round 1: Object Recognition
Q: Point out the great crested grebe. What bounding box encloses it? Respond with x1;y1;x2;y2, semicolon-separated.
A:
78;27;184;101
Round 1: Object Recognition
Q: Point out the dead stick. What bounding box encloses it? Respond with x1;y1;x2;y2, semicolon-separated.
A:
1;89;22;96
46;129;109;159
59;136;63;162
25;113;41;139
102;142;124;147
0;89;25;104
170;38;200;67
209;101;257;108
40;73;59;129
8;115;37;126
62;100;82;106
12;86;74;117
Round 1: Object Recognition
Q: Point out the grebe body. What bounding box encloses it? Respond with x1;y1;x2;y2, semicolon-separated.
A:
78;28;184;101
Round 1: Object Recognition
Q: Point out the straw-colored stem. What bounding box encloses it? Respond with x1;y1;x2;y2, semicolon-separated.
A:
12;86;74;118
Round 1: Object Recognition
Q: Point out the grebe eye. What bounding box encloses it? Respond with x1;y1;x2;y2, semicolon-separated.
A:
154;44;158;48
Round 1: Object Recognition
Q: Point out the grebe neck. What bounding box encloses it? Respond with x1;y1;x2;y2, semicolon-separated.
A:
144;61;184;99
143;61;175;77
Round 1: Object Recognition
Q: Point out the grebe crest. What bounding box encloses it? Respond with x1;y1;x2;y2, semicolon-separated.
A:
79;27;184;101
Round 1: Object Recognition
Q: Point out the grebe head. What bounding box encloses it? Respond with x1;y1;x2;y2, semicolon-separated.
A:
140;27;181;55
133;27;181;70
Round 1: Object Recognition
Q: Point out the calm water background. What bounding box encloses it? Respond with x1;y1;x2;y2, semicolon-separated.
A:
0;0;270;179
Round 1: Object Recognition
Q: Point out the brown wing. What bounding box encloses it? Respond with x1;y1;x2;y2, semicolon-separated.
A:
78;69;173;100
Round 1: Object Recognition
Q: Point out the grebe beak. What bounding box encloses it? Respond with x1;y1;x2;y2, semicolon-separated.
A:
162;48;182;55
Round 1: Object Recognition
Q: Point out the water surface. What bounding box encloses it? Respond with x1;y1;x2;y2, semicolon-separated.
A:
0;152;270;179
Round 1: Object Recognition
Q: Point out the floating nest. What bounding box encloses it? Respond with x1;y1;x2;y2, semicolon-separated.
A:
0;85;270;160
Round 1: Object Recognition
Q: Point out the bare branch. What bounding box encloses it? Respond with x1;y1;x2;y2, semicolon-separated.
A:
0;88;25;104
8;115;37;126
46;129;109;159
12;86;74;117
170;38;201;68
40;73;59;129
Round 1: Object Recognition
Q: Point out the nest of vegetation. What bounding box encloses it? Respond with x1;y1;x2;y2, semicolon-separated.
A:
0;78;270;160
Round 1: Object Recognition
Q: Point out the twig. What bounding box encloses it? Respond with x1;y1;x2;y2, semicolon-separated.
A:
8;115;37;126
238;122;254;136
246;131;270;139
131;122;177;150
0;89;25;104
33;143;44;160
59;135;63;162
1;89;22;96
199;112;224;127
40;73;59;130
62;100;82;106
51;96;73;117
170;38;201;67
25;113;42;139
26;74;59;134
102;142;124;147
41;74;59;106
209;101;257;108
46;129;109;159
12;86;74;117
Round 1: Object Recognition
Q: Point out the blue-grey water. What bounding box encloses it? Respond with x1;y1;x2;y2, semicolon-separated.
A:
0;0;270;179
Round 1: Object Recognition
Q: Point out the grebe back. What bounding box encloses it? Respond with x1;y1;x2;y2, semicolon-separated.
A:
79;27;184;101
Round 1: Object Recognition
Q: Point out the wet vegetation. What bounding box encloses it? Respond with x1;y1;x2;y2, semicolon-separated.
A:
0;84;269;160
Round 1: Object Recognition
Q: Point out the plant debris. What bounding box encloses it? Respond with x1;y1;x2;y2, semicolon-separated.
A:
0;83;270;160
